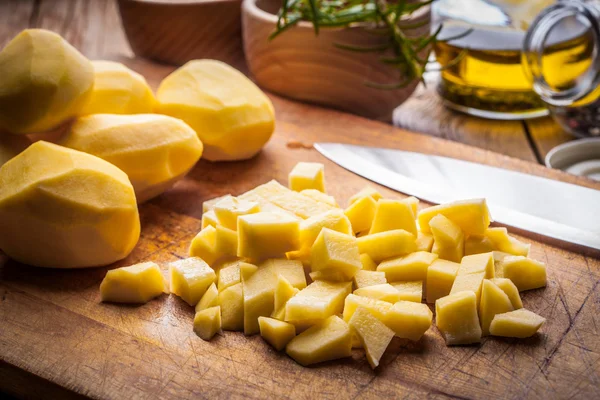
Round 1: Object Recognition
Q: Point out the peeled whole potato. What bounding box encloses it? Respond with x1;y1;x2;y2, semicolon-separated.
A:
0;29;94;134
61;114;203;203
79;61;156;116
156;60;275;161
0;141;140;268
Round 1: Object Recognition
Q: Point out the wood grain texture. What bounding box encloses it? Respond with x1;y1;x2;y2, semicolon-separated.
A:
1;2;599;399
525;116;576;162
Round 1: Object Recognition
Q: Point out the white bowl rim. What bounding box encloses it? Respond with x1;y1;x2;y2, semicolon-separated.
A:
545;137;600;168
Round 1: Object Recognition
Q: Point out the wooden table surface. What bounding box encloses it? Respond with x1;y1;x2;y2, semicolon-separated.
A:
1;1;598;400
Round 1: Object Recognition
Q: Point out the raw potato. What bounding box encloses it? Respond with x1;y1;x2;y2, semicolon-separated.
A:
369;199;417;236
189;226;219;266
353;270;387;289
62;114;203;203
300;189;337;206
193;306;221;340
377;251;438;282
459;252;495;278
213;196;260;230
429;214;464;263
349;307;395;369
100;262;167;303
169;257;216;306
357;229;417;262
310;228;362;281
285;280;351;322
426;259;459;303
243;263;277;334
501;256;547;291
385;301;432;340
215;225;238;260
418;198;491;236
436;291;482;345
288;162;326;192
479;279;514;335
196;283;219;312
359;253;378;271
416;232;434;252
80;61;155;115
344;194;377;233
489;309;546;338
0;29;94;134
217;261;241;292
272;275;299;320
259;317;296;351
485;227;530;256
348;186;382;205
354;283;402;303
465;235;494;255
156;59;275;161
299;209;353;251
218;282;244;331
390;281;423;303
491;278;523;309
237;212;301;260
286;315;352;366
0;141;140;268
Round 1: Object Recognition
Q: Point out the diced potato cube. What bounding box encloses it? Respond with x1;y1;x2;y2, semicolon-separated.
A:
215;225;238;260
193;306;221;341
242;263;277;335
464;235;494;256
288;319;324;334
240;261;259;280
259;317;297;351
349;307;395;369
435;291;482;345
311;228;362;280
309;270;349;282
390;281;423;303
403;196;419;216
218;282;244;331
201;210;218;229
196;283;219;312
286;316;352;366
377;251;438;282
418;198;491;236
489;309;546;338
265;258;307;289
251;180;334;219
349;186;383;205
299;209;353;250
272;275;299;320
459;252;495;278
491;278;523;309
300;189;337;206
493;251;512;278
100;262;167;304
502;256;547;291
385;301;432;340
354;283;402;303
357;229;416;262
288;162;326;192
426;259;459;303
432;241;463;264
189;226;219;266
416;232;434;252
429;214;464;263
343;294;392;322
237;212;300;260
479;279;514;335
450;272;485;304
169;257;216;306
485;227;530;256
353;270;387;289
238;191;300;220
360;253;378;271
217;261;241;292
344;194;377;234
369;199;417;236
203;194;232;213
285;280;352;321
214;196;260;230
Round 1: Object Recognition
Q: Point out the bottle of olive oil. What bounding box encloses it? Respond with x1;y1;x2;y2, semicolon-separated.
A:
433;0;583;119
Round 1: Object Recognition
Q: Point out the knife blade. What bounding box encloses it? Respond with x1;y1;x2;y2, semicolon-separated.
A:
314;142;600;251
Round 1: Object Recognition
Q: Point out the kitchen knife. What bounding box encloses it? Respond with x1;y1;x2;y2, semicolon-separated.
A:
315;142;600;251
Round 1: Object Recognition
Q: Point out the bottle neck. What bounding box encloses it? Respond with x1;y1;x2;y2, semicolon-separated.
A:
523;1;600;106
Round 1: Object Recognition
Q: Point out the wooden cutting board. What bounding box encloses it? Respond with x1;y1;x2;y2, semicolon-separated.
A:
1;57;599;400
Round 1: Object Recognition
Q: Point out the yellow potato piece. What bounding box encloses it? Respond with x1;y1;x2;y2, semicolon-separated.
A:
240;262;259;280
502;256;547;291
299;209;353;250
377;251;438;282
390;281;423;303
203;194;232;213
359;253;378;271
429;214;464;263
353;270;387;289
189;226;219;266
80;60;155;115
218;282;244;331
237;212;300;260
169;257;216;306
238;190;301;220
354;283;402;303
285;280;351;321
0;141;139;268
62;114;203;203
264;258;307;289
343;294;392;323
385;301;433;341
0;29;94;134
217;261;241;292
259;317;296;351
201;210;218;229
300;189;337;206
493;251;512;278
193;306;221;341
491;278;523;309
369;199;417;236
0;134;30;168
288;162;326;192
489;308;546;338
357;229;416;262
348;186;383;205
485;227;531;256
349;307;395;369
344;194;377;234
309;270;350;282
251;180;335;219
271;275;299;320
464;235;494;256
156;59;275;161
459;252;495;278
450;272;485;305
242;263;277;335
403;196;419;216
286;315;352;366
100;262;166;303
479;279;514;335
435;291;482;345
213;196;260;230
415;232;434;252
215;225;238;260
310;228;362;280
418;198;491;236
426;259;459;303
195;283;219;312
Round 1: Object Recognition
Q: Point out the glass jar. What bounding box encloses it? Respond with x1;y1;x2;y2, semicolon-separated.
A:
524;0;600;138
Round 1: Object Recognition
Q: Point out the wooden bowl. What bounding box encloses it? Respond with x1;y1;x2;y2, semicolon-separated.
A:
118;0;245;67
242;0;431;121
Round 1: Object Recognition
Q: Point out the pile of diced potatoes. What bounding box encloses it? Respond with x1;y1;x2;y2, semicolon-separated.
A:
100;162;547;369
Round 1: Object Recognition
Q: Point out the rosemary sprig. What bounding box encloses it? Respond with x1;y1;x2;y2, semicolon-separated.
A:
270;0;468;90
